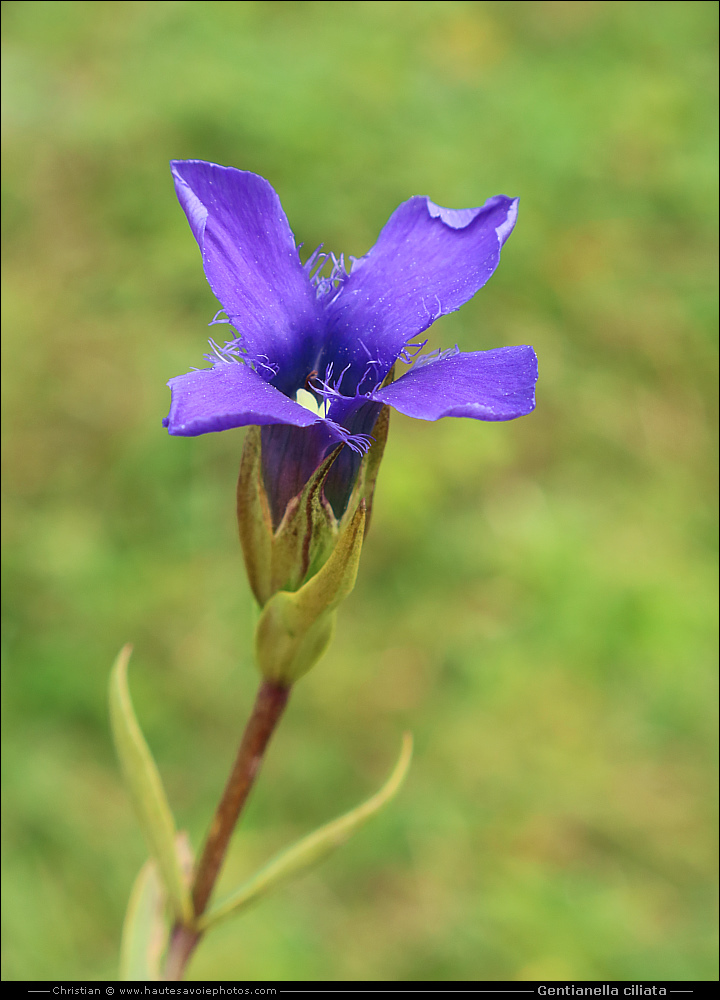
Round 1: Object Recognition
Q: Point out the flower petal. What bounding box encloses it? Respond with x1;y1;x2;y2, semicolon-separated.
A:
171;160;321;380
373;346;538;421
324;195;519;387
164;363;321;437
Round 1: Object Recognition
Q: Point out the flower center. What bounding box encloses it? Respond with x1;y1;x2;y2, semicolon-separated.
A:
295;387;329;418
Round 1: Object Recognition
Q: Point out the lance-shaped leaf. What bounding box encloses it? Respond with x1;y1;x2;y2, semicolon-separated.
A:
270;445;341;594
198;732;413;931
237;427;274;606
255;499;366;684
119;858;168;981
119;832;193;980
109;646;193;925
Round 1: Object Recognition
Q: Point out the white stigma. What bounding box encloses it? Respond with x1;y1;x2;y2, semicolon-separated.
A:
295;388;329;418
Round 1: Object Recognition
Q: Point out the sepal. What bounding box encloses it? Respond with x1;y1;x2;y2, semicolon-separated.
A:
269;445;341;594
236;427;274;605
237;413;388;610
340;405;389;536
255;499;366;683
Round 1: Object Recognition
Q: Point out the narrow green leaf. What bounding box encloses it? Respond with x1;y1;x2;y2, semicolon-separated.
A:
119;859;168;981
109;646;193;925
199;732;413;931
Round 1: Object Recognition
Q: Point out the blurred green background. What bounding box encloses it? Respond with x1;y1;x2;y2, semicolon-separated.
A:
2;0;717;983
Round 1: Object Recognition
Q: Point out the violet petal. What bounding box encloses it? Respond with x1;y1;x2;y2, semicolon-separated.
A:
171;160;321;379
323;195;518;388
373;346;538;421
164;362;322;437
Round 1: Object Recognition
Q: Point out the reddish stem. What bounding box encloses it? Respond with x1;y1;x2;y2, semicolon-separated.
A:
192;679;290;916
163;678;290;980
163;924;200;982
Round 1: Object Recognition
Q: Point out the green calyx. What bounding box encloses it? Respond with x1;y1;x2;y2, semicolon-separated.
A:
237;410;389;604
255;499;365;683
237;412;389;683
236;428;339;606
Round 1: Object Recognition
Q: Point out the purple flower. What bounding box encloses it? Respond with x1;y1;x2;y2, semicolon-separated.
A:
164;160;538;524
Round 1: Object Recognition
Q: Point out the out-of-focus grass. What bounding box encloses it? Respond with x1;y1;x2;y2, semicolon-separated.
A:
1;0;717;983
